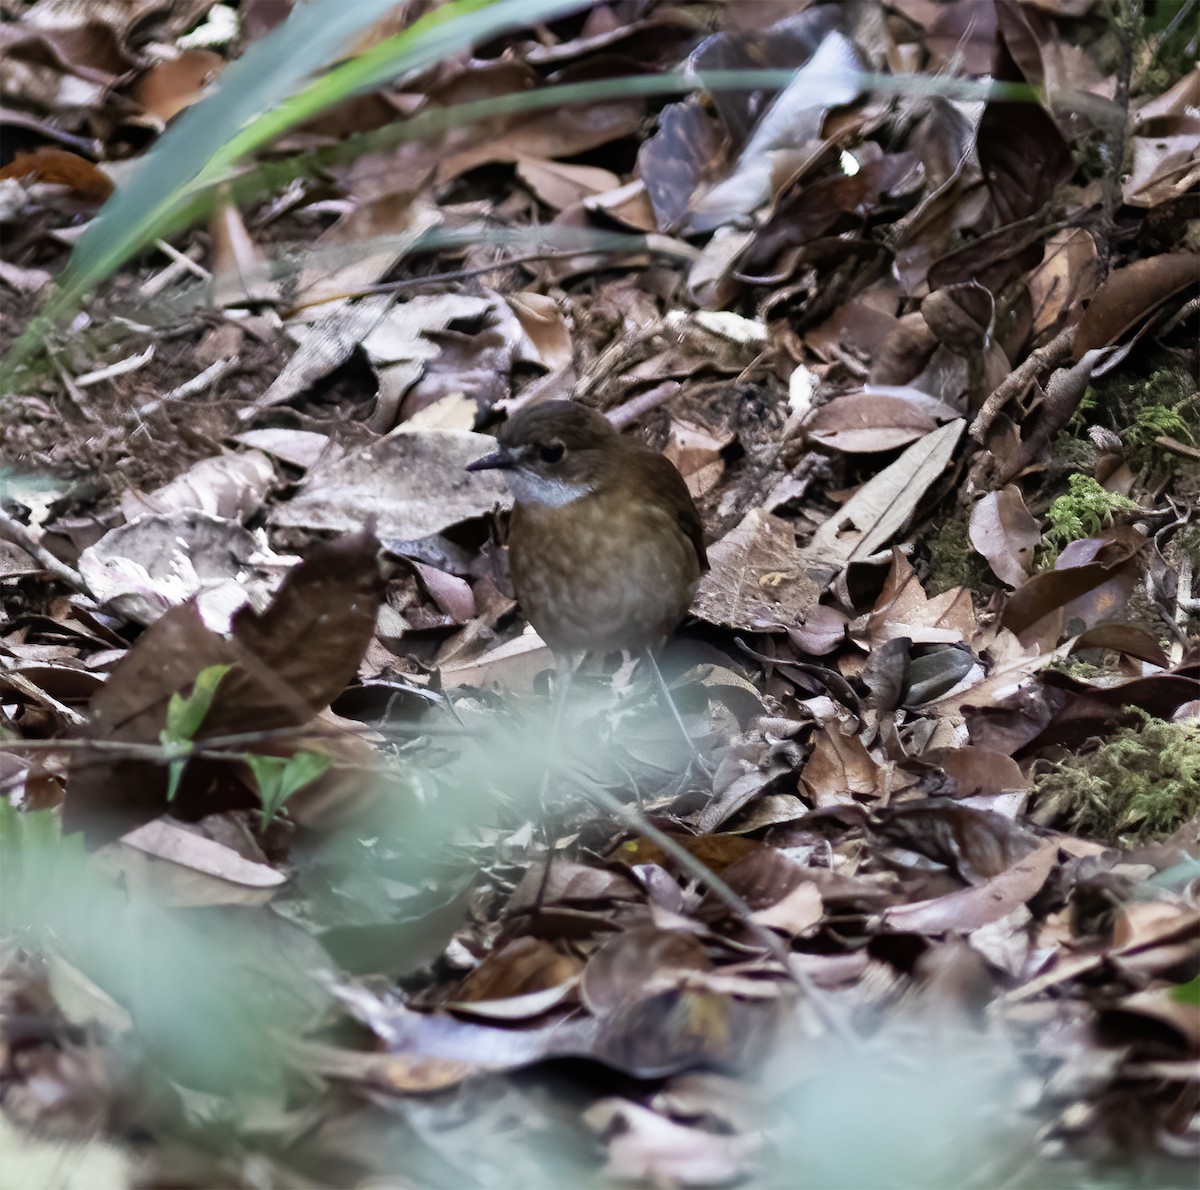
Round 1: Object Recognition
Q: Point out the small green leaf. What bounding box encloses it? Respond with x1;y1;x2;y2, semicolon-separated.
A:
164;664;232;744
243;750;333;830
159;663;232;802
1170;975;1200;1006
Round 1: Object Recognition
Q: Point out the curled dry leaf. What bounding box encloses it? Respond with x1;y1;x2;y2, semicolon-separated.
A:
969;486;1039;588
0;148;113;202
865;549;979;647
688;30;863;231
1001;529;1144;646
133;49;224;123
1068;623;1169;668
801;724;879;807
78;511;294;628
1124;123;1200;208
505;292;573;371
639;97;725;231
453;937;582;1005
665;419;732;499
1027;228;1100;337
871;800;1032;883
922;747;1030;798
582;927;712;1017
883;840;1058;934
119;449;275;524
1072;253;1199;358
921;282;995;354
506;860;642;916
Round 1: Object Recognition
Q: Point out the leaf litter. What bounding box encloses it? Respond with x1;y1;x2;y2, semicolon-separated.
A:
1;1;1198;1187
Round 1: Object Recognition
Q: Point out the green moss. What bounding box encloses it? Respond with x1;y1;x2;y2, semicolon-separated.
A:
1128;398;1194;449
1043;473;1142;555
925;514;994;597
1045;656;1114;683
1085;368;1199;472
1048;430;1097;475
1033;714;1200;846
1175;523;1200;570
1136;1;1198;97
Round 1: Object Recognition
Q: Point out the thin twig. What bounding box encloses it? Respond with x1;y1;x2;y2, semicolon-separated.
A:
578;780;858;1045
0;506;86;591
74;344;156;389
1;718;468;757
282;246;642;318
969;323;1076;442
607;382;682;430
136;357;237;417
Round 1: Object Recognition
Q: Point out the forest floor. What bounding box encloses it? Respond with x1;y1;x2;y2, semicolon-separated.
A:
1;2;1198;1187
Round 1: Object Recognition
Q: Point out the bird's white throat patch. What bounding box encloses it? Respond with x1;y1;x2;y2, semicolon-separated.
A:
507;468;592;508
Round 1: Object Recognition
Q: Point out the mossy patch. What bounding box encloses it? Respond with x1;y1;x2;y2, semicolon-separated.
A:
925;513;995;597
1042;473;1142;558
1033;713;1200;846
1071;367;1198;475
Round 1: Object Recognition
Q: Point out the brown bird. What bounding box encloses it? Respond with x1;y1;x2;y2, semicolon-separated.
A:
467;401;707;655
467;401;708;754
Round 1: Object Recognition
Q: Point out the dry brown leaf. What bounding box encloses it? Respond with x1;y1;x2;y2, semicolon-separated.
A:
865;550;979;646
807;393;938;453
78;511;294;628
801;420;966;584
801;724;879;806
132;49;223;123
969;486;1039;588
270;428;509;541
1027;228;1100;337
1072;253;1199;358
883;841;1058;933
515;156;622;210
505;292;573;371
119;819;284;888
0;148;113;201
453;937;582;1004
582;928;712;1017
63;530;383;846
692;509;819;630
119;450;275;524
1124;120;1200;208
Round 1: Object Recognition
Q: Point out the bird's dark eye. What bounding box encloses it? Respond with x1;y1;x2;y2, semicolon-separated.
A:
539;442;566;464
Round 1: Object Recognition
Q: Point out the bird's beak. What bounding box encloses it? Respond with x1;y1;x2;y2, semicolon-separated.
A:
466;445;515;472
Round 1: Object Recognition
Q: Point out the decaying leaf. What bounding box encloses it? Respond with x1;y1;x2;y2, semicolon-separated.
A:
693;509;819;630
63;530;383;846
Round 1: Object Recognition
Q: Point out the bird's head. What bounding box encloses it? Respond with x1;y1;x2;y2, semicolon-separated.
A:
466;401;619;507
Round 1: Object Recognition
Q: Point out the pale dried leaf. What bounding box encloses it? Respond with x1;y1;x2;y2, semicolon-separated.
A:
693;509;820;630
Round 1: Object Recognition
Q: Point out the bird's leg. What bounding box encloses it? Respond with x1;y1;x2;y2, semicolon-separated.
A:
530;653;577;925
643;649;712;776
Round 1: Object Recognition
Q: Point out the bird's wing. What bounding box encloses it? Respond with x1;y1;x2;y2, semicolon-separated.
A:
634;448;709;572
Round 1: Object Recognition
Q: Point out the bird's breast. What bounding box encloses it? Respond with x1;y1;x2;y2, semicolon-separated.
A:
508;490;701;655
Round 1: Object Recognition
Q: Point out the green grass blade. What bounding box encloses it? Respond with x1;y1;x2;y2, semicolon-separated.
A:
215;68;1034;216
4;0;588;381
